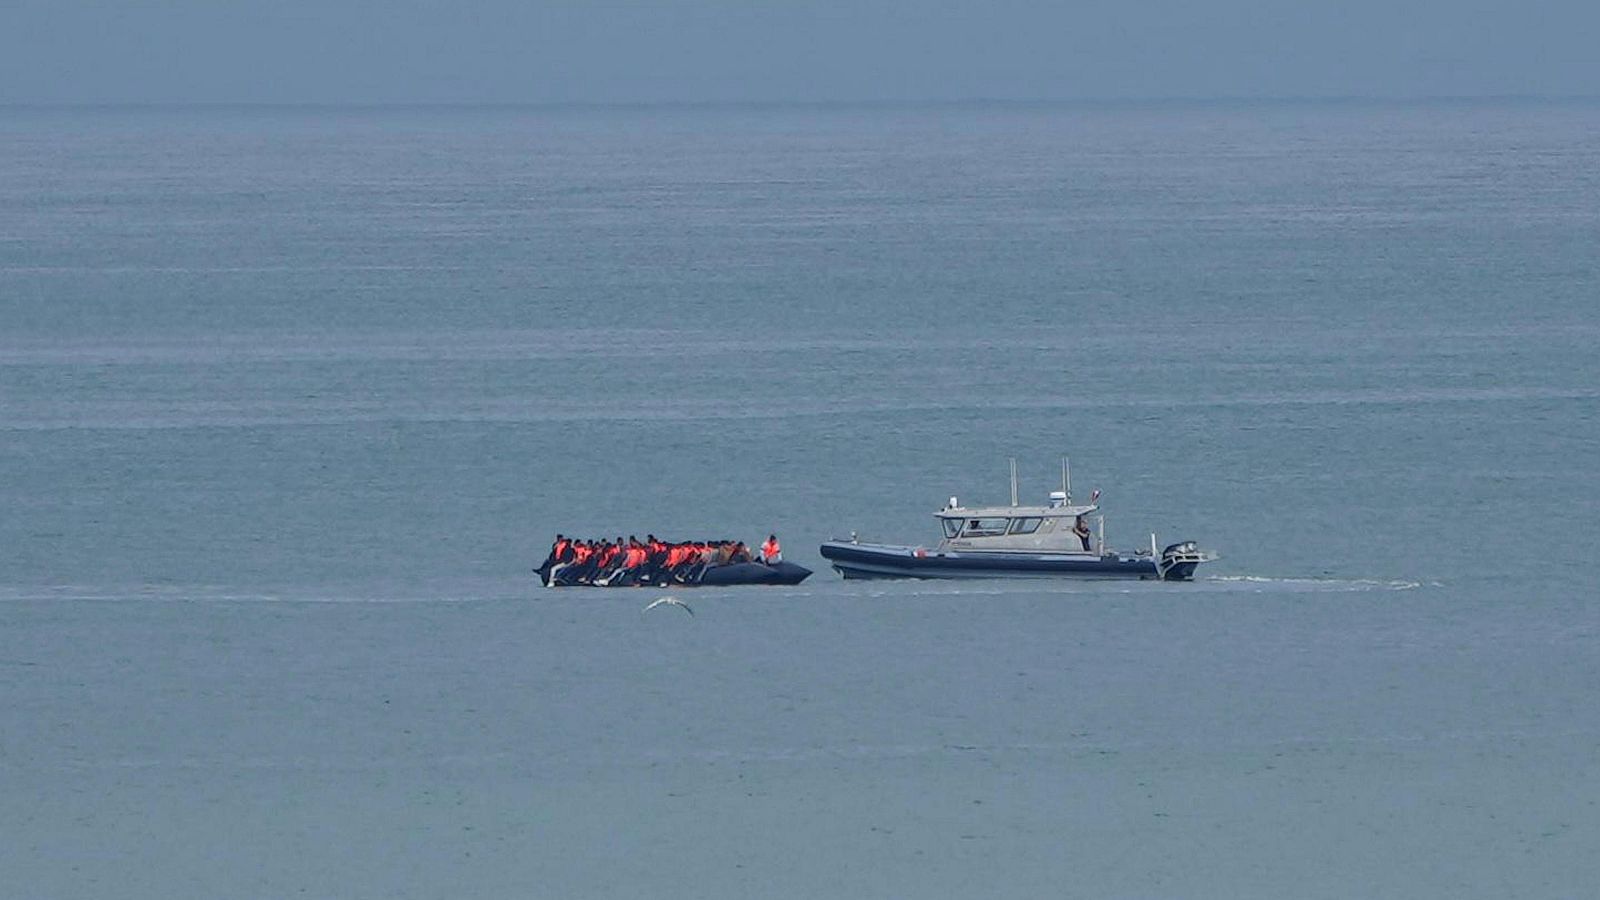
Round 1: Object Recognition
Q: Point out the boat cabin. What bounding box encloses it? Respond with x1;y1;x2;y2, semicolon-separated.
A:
936;491;1105;555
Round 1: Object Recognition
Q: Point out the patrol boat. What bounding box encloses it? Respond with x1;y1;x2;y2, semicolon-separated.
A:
819;461;1214;582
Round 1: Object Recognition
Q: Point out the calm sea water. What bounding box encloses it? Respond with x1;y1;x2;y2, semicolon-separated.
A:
3;102;1598;898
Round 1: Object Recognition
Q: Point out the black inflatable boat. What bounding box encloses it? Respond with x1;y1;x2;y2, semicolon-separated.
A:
536;558;811;588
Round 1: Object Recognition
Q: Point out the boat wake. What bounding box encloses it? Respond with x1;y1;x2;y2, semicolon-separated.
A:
1199;574;1434;592
828;574;1438;599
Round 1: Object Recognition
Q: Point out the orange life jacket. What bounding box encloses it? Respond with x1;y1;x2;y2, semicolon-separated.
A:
762;538;780;560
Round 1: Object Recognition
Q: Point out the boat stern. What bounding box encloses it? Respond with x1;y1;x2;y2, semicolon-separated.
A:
1157;541;1215;581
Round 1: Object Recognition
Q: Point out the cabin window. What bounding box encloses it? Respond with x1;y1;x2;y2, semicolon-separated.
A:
1008;517;1042;535
941;518;962;538
962;517;1011;537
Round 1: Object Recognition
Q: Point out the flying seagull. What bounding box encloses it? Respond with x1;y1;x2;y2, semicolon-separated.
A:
643;596;694;617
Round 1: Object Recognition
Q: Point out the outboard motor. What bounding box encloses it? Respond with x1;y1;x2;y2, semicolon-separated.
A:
1157;540;1206;581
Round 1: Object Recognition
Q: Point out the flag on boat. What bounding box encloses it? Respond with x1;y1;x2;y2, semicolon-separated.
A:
1090;489;1101;504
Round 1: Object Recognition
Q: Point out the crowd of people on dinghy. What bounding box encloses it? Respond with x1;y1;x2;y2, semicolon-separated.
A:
538;533;789;587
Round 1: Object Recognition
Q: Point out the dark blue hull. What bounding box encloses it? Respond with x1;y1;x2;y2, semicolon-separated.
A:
699;561;813;586
819;541;1192;581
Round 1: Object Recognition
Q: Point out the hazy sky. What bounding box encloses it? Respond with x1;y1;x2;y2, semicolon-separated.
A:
4;0;1597;104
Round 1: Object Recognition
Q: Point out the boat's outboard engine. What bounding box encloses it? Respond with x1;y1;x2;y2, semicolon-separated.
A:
1157;541;1206;581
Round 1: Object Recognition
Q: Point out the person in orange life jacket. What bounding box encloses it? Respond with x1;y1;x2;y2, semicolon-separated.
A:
589;539;618;585
761;534;782;564
569;538;601;582
597;540;620;576
542;534;571;584
666;543;691;571
591;538;621;585
621;538;647;571
576;538;598;578
541;534;567;574
687;541;718;580
645;534;668;578
626;541;654;584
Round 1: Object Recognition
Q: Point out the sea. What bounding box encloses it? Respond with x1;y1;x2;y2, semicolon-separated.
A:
2;101;1597;898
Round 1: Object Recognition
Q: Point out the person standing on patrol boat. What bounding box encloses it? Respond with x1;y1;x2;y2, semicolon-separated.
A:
1072;515;1093;552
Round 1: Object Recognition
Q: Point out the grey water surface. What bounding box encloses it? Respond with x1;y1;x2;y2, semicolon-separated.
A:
2;102;1598;898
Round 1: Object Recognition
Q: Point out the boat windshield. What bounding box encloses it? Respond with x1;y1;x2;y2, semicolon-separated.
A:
941;518;962;538
962;517;1010;537
1008;517;1042;535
